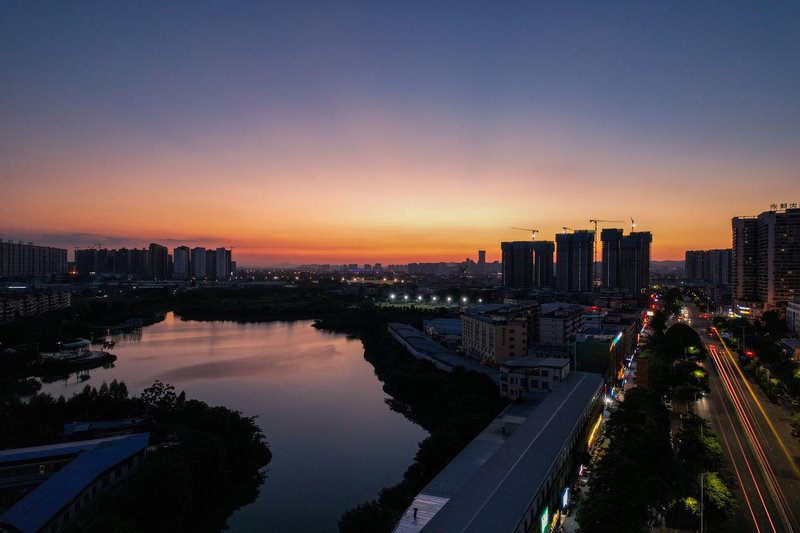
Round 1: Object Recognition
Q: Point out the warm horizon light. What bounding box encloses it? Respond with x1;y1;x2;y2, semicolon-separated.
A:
2;3;799;266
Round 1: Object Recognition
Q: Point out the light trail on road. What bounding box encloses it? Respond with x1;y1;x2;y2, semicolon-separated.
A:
703;330;799;532
708;344;780;532
714;329;800;480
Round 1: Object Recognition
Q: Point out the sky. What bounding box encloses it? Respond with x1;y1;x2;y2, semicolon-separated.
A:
1;1;799;266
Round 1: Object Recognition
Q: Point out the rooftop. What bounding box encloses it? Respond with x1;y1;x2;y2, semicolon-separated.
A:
393;397;545;533
0;434;135;465
500;356;570;370
422;372;603;532
388;323;499;383
0;433;150;533
540;305;583;318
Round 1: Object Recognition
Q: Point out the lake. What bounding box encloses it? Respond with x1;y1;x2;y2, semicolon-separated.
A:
40;312;427;532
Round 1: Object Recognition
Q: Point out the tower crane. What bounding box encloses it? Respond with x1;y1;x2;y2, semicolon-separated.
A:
630;217;637;230
511;227;539;241
562;226;573;234
588;219;623;286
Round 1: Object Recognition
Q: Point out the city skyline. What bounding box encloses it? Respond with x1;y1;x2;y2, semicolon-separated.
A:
3;3;799;266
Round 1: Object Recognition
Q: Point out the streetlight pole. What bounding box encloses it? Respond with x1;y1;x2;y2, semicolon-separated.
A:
700;472;704;533
699;472;709;533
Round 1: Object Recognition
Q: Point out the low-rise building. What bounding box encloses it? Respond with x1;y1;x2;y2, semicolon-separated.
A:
539;305;584;347
780;338;800;363
788;296;800;337
499;357;571;399
394;372;604;533
0;291;71;323
574;328;625;378
0;433;149;533
600;311;640;359
423;319;463;350
461;304;538;364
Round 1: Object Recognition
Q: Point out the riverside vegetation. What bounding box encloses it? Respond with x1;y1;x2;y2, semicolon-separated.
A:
0;380;272;532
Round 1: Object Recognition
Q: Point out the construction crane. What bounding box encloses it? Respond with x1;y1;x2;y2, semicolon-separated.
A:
511;227;539;241
630;217;637;230
589;219;623;233
589;219;623;287
562;226;573;234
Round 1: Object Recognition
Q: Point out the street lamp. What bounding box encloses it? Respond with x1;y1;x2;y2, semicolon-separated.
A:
693;391;704;402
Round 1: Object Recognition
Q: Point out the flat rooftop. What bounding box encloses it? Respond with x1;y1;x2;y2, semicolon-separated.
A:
422;372;603;532
501;356;570;370
393;397;545;533
389;323;499;383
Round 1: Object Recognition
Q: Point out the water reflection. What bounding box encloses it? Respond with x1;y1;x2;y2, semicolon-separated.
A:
40;313;426;532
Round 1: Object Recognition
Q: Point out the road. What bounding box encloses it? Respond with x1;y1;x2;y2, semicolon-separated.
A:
688;305;800;532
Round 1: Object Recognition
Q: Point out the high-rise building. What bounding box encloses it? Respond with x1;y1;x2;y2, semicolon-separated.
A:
555;230;594;293
478;250;486;264
732;217;759;303
501;241;554;290
148;243;168;281
0;240;67;278
215;248;231;280
733;208;800;310
191;247;206;279
601;229;623;290
756;209;800;308
129;248;149;277
115;248;131;275
600;229;652;296
205;249;217;279
619;232;652;296
173;246;190;280
533;241;555;289
685;249;732;286
502;242;533;289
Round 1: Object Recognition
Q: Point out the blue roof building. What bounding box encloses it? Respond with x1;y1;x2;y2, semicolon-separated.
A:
0;433;150;533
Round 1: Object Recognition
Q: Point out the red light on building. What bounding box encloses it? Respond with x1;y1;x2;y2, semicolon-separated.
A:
744;350;755;359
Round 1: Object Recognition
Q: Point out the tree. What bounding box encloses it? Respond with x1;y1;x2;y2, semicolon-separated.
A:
577;390;673;532
702;473;737;525
140;380;183;415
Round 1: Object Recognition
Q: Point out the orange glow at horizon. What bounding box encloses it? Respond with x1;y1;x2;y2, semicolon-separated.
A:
3;114;796;266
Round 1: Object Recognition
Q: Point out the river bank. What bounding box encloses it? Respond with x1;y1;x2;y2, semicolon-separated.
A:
2;286;505;532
